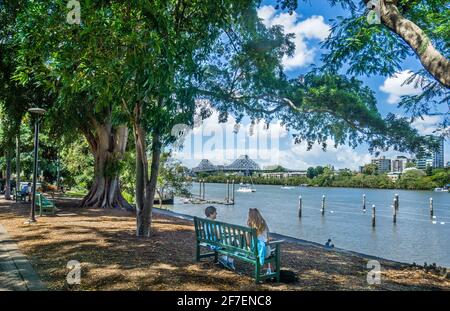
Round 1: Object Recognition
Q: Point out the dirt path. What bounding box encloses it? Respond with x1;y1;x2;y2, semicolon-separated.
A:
0;197;448;291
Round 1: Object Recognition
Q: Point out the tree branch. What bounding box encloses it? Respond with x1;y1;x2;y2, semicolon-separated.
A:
380;0;450;88
198;89;374;135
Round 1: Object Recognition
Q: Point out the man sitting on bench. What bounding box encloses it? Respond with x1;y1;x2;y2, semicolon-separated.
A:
204;206;235;270
20;182;31;202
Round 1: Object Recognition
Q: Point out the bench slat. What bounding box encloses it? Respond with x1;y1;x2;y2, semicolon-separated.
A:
268;240;284;245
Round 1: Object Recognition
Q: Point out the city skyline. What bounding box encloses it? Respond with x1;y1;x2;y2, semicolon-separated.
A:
186;151;447;172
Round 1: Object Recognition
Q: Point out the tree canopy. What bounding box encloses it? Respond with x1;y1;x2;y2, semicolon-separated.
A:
2;0;444;236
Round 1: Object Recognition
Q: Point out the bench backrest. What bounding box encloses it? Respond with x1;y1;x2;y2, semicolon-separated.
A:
36;193;52;206
194;217;259;258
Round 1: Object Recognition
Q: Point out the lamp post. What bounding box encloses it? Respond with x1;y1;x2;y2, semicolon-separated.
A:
27;107;46;223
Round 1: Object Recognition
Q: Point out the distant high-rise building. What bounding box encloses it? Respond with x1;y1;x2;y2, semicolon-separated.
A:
416;136;445;169
391;156;413;173
371;156;391;173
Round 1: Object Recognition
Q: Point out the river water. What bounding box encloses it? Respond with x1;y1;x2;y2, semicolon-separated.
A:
166;183;450;267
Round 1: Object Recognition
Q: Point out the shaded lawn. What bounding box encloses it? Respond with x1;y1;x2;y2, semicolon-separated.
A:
0;197;448;291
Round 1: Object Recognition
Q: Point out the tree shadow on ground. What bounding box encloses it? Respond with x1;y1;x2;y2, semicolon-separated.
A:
0;197;448;291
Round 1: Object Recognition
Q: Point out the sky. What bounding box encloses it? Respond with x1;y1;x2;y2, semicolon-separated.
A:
173;0;449;170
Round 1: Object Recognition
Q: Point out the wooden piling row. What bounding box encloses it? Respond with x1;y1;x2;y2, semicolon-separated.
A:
292;193;436;226
198;179;206;200
223;179;236;204
198;186;437;224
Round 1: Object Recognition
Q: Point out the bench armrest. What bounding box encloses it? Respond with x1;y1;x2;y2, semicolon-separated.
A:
268;240;284;246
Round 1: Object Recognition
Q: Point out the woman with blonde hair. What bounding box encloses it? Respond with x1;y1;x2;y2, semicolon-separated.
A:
247;208;272;273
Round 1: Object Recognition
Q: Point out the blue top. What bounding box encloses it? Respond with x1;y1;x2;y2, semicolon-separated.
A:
256;239;267;265
20;185;29;195
251;230;269;265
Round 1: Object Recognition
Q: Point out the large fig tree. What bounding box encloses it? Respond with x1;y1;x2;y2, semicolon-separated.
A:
13;1;132;209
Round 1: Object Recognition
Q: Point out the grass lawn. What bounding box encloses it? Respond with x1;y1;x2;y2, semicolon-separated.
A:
0;196;449;291
64;189;88;198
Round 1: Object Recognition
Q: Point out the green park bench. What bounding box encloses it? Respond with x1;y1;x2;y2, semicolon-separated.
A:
36;193;56;216
193;216;283;284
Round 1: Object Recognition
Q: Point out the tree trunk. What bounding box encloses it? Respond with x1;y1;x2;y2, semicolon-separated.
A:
80;123;132;210
5;149;12;200
16;133;20;197
144;132;161;230
134;116;150;236
134;104;162;237
380;0;450;88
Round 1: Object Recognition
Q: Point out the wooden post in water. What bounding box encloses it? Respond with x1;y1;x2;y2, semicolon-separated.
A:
430;197;434;217
394;194;399;210
362;194;366;212
199;179;202;198
392;204;397;224
202;180;206;200
298;195;302;218
231;180;235;204
372;204;376;227
321;195;325;215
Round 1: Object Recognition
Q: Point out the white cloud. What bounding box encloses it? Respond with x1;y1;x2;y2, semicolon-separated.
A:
257;5;277;22
279;139;372;170
411;115;444;135
257;5;330;71
379;70;423;104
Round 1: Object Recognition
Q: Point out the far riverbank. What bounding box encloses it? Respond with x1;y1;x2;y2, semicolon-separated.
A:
193;168;449;191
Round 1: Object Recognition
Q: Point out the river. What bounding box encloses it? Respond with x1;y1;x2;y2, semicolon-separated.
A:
166;183;450;267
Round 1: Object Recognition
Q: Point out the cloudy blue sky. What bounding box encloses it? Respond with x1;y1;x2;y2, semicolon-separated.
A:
173;0;449;170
